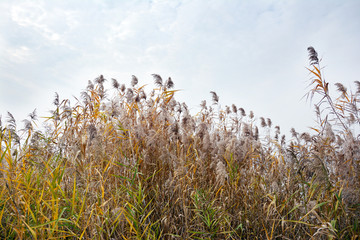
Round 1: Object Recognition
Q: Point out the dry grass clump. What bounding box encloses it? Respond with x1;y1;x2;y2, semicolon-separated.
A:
0;48;359;239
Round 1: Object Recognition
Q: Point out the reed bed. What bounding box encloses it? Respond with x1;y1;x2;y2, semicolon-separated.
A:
0;47;359;239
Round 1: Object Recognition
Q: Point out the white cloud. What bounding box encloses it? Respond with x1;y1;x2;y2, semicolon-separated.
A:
11;2;61;42
6;46;32;63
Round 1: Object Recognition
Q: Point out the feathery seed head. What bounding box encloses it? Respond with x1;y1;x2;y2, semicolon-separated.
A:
29;109;37;121
131;75;138;87
200;100;207;109
196;122;208;139
348;113;356;124
170;122;179;135
239;108;246;116
182;102;188;112
225;105;231;114
152;74;163;87
53;92;59;106
254;126;259;140
98;85;106;99
126;88;134;102
314;104;320;117
281;135;286;145
307;46;319;65
112;78;119;89
7;111;16;130
300;132;311;142
290;128;298;138
150;90;155;97
87;80;94;90
354;80;360;94
181;115;189;126
81;91;90;105
176;102;182;113
23;119;33;131
51;110;60;121
266;118;272;128
210;91;219;104
95;75;106;84
335;83;347;97
260;117;266;127
140;90;147;100
165;77;174;89
232;104;237;113
242;123;251;136
120;84;126;92
134;94;140;102
249;111;254;119
275;125;280;134
325;124;335;142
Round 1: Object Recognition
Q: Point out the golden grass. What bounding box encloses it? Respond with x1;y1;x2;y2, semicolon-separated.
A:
0;48;359;239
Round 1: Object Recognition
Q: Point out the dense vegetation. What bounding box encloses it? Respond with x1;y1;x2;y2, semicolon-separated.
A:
0;47;359;239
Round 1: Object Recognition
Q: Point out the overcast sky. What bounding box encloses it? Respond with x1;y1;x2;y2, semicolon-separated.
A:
1;0;360;135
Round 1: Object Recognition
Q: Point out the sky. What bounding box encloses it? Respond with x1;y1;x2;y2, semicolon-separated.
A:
1;0;360;135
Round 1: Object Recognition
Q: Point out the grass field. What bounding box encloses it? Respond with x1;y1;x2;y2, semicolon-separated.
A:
0;47;359;239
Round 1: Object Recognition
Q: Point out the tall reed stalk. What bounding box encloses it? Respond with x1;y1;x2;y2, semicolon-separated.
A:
0;49;359;239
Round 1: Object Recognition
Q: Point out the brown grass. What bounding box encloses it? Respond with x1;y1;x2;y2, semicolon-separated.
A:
0;48;359;239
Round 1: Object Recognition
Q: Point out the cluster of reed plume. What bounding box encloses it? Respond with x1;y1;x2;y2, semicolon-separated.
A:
0;47;359;239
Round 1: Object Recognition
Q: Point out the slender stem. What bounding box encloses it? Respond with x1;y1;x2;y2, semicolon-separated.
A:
315;63;348;132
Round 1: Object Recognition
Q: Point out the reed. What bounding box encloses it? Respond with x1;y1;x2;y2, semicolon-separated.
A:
0;48;359;239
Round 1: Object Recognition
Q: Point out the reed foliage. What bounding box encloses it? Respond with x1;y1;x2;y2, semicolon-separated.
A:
0;48;359;239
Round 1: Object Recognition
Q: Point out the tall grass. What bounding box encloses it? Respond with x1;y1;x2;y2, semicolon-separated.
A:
0;48;359;239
